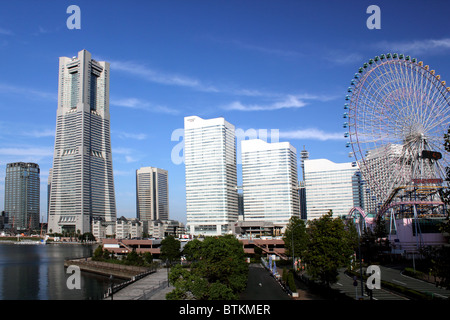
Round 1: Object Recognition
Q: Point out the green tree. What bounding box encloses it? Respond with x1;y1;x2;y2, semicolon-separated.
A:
182;238;203;261
142;252;153;265
92;245;104;261
79;232;95;242
124;250;144;266
434;246;450;289
304;211;357;286
161;235;181;264
287;271;297;292
167;235;248;300
197;235;248;294
283;216;307;261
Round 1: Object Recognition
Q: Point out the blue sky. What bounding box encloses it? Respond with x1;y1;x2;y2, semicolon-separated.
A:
1;0;450;224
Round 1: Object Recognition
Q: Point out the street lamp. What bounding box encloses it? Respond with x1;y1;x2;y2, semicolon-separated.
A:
356;214;364;299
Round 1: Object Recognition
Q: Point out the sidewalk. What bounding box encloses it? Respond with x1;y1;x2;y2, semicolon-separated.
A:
105;267;174;300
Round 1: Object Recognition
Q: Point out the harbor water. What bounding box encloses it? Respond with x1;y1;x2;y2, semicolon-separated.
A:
0;242;122;300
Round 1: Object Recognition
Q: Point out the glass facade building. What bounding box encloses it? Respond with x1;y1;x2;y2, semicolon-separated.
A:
304;159;363;220
184;116;238;236
136;167;169;222
4;162;40;232
47;50;116;235
241;139;300;229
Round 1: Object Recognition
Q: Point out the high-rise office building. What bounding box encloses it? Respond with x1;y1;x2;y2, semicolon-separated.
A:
299;146;309;220
47;49;116;235
184;116;238;236
304;159;363;220
4;162;40;232
241;139;300;229
136;167;169;222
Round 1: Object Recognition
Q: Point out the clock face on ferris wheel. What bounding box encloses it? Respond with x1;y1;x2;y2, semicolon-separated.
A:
344;53;449;207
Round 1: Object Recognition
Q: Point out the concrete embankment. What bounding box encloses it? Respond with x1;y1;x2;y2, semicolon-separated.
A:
64;258;154;279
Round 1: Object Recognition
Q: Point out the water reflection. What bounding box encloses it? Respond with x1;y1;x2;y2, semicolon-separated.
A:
0;243;122;300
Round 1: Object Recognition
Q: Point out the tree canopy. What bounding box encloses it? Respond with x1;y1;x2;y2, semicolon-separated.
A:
167;235;248;300
303;211;358;285
160;235;181;264
283;216;308;259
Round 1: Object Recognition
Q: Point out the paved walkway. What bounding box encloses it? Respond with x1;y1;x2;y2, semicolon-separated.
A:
105;267;174;300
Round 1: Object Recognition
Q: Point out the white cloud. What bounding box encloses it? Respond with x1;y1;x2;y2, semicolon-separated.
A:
324;52;364;65
212;37;300;58
125;155;138;163
0;27;13;36
112;147;141;164
115;131;147;140
110;60;218;93
108;59;303;99
112;147;133;155
113;170;134;176
223;95;309;112
23;129;55;138
110;97;179;115
0;83;57;101
374;38;450;56
279;128;345;141
0;147;53;157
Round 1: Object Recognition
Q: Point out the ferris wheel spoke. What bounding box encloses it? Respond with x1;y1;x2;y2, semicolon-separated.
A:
347;54;449;213
422;92;450;132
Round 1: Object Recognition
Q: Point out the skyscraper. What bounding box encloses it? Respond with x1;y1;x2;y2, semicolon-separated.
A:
299;146;309;220
47;49;116;235
4;162;40;232
136;166;169;222
241;139;300;229
184;116;238;236
304;159;363;220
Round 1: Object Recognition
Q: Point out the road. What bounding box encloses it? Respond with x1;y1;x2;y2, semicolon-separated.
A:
240;264;291;300
332;269;409;300
378;265;450;300
331;266;450;300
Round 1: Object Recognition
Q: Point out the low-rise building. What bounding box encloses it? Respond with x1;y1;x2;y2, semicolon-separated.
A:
116;216;143;239
101;238;161;257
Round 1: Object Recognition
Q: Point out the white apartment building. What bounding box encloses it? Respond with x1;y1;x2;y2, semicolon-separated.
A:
304;159;363;220
115;217;143;239
184;116;238;236
241;139;300;229
48;49;116;234
136;167;169;222
148;219;185;239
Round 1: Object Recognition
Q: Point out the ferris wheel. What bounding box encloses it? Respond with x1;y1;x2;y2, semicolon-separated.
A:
344;53;450;214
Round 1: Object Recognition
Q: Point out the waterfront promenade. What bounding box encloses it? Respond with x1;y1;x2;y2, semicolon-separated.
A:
105;267;174;300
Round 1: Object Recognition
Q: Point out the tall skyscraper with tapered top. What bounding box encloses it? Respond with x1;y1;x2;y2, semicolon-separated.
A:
47;49;116;235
